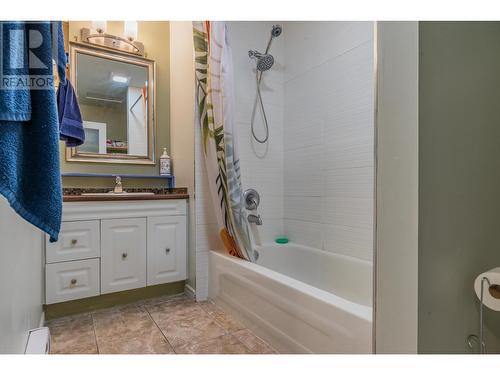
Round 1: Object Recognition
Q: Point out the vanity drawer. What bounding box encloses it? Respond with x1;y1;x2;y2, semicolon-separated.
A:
45;259;100;304
46;220;100;263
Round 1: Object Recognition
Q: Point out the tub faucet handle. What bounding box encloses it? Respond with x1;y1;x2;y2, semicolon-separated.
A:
244;189;260;210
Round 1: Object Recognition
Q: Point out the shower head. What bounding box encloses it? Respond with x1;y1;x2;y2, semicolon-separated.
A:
248;50;275;71
257;54;274;71
247;24;282;72
271;24;282;38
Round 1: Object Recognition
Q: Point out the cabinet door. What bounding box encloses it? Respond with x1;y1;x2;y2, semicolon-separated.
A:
147;215;187;286
101;218;147;294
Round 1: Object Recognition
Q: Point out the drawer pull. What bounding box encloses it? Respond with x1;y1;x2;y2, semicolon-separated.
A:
70;279;77;288
71;239;78;246
122;252;128;259
165;248;170;254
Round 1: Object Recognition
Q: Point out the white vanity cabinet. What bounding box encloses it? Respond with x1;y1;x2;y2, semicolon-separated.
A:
44;199;187;304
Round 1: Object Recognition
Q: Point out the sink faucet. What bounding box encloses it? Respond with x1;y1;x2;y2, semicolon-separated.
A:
247;214;262;225
114;176;123;193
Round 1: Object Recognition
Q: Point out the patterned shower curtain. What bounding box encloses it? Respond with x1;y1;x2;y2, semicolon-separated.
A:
193;21;255;262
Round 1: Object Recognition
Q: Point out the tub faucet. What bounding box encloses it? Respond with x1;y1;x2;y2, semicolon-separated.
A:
247;214;262;225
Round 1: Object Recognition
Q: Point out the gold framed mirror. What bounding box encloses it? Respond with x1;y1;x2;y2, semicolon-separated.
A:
66;41;156;165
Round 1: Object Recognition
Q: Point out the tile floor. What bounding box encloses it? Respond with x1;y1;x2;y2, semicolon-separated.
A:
46;294;277;354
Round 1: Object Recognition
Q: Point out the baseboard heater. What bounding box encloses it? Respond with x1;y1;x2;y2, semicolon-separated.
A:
24;327;50;354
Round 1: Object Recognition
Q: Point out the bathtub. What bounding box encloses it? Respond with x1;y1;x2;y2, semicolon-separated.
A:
208;242;373;353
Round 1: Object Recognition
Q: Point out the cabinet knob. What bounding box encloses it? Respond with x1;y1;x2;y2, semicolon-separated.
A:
165;248;170;254
71;239;78;245
70;279;77;287
122;252;128;259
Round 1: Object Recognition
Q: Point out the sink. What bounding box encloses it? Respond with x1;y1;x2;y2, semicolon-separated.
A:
81;191;155;197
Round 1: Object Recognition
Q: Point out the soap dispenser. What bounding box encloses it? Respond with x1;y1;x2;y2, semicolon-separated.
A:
159;147;171;176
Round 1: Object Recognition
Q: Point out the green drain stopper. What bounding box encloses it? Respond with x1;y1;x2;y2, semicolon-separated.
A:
275;238;289;244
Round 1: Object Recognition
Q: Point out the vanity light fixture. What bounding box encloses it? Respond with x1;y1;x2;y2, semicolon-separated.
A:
80;22;144;56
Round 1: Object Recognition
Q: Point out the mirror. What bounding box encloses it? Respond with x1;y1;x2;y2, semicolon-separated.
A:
67;42;156;164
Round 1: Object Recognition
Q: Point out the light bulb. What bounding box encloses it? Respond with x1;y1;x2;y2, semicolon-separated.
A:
111;73;129;84
124;21;138;41
91;21;107;34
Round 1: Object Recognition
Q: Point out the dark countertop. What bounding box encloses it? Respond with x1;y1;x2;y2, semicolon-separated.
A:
62;187;189;202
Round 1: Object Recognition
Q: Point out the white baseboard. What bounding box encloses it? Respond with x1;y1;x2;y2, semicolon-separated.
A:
184;283;196;300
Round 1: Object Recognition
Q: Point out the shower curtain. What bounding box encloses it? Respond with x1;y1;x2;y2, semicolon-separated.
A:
193;21;255;262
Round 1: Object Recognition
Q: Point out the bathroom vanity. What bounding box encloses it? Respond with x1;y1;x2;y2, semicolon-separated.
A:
44;189;189;304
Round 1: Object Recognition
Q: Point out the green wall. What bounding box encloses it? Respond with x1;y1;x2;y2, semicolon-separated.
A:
419;21;500;353
60;21;170;188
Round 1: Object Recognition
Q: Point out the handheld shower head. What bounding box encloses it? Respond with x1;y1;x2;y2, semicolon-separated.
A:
248;24;282;72
256;54;274;71
248;50;275;71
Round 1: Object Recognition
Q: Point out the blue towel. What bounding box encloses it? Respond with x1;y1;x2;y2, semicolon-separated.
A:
0;22;31;121
0;21;66;242
58;79;85;147
53;22;67;86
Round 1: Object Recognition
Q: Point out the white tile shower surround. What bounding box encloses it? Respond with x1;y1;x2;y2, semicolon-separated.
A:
195;22;375;300
283;22;374;262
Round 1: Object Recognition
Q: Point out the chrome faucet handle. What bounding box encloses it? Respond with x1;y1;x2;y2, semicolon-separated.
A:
244;189;260;210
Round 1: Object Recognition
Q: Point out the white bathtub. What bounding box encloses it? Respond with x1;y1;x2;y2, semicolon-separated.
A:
208;242;373;353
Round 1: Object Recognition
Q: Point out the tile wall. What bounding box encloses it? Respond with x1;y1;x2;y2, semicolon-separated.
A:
283;22;375;261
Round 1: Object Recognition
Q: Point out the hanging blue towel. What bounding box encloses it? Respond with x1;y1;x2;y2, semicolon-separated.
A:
58;79;85;147
0;22;31;121
53;22;67;87
0;21;66;242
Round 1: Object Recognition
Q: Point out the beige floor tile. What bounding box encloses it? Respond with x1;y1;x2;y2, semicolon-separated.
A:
199;301;246;332
233;329;277;354
47;313;97;354
198;300;218;314
93;304;155;338
97;328;174;354
155;310;227;349
146;299;207;325
92;303;174;354
175;334;252;354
